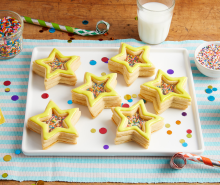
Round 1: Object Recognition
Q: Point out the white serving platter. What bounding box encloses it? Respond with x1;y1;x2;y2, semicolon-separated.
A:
22;47;204;156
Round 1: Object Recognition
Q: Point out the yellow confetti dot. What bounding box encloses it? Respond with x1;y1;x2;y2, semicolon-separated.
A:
37;180;44;185
3;155;12;162
124;94;131;100
101;72;106;76
132;94;137;98
135;16;138;20
176;120;181;125
187;134;192;138
167;130;172;135
91;128;96;133
179;139;185;143
165;124;170;128
2;173;8;178
5;88;10;92
208;85;213;89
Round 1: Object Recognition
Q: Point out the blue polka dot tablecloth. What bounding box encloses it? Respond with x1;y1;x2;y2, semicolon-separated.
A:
0;39;220;183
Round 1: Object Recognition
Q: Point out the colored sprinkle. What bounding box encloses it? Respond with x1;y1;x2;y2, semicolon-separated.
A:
3;155;12;162
87;81;106;98
143;99;146;103
132;94;137;98
197;44;220;70
36;180;44;185
67;40;72;43
208;96;215;101
122;103;130;108
167;130;172;135
47;57;68;72
2;173;8;178
187;134;192;138
127;112;146;129
165;123;170;128
49;28;56;33
110;37;114;40
101;57;109;63
39;30;43;33
11;95;19;101
104;32;108;36
99;39;103;41
3;81;11;86
103;145;109;150
128;99;133;103
176;120;181;125
182;142;188;147
208;85;213;89
99;127;107;134
15;149;21;155
0;16;21;37
167;69;174;74
179;139;185;143
101;72;106;76
89;60;97;65
67;100;72;104
205;88;212;94
91;128;96;133
182;112;187;116
82;20;89;25
186;129;192;134
157;80;176;95
124;94;131;100
43;114;66;132
41;93;49;99
125;53;142;67
213;87;217;91
135;16;138;20
5;88;10;92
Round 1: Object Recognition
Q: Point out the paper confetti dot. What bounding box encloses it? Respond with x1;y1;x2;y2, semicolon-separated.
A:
128;99;133;103
208;96;215;101
89;60;97;65
104;32;108;36
135;16;138;20
68;33;74;36
15;149;21;155
36;180;44;185
101;72;106;76
179;139;185;143
2;173;8;178
99;39;103;41
67;100;72;104
208;85;213;89
90;128;96;133
99;127;107;134
132;94;137;98
101;57;109;63
167;130;172;135
67;40;72;43
42;27;49;31
103;145;109;150
165;124;170;128
3;81;11;86
39;30;43;33
187;134;192;138
213;87;217;91
11;95;19;101
186;129;192;134
110;37;114;40
182;112;187;116
167;69;174;74
70;37;75;40
41;93;49;99
182;142;188;147
176;120;181;125
82;20;89;25
122;103;129;108
205;88;212;94
5;88;10;92
49;28;56;33
124;94;131;100
3;155;12;162
143;99;146;103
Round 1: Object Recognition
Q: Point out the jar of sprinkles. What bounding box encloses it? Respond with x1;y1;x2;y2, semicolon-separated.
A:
0;10;23;60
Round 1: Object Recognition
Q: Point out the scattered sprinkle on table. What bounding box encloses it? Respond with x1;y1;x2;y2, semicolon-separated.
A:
179;139;185;144
182;112;187;116
103;145;109;150
205;88;212;94
15;149;21;155
213;87;217;91
5;88;10;92
208;96;215;101
67;100;72;104
49;28;56;33
11;95;19;101
82;20;89;25
67;40;72;43
41;93;49;99
208;85;213;89
167;69;174;74
3;80;11;86
89;60;97;65
90;128;96;133
128;99;133;103
101;57;109;63
122;103;129;108
99;39;103;41
135;16;138;20
143;99;146;103
104;32;108;36
132;94;137;98
187;134;192;138
165;123;170;128
2;173;8;178
176;120;181;125
186;129;192;134
3;155;12;162
182;142;188;147
167;130;172;135
101;72;106;76
99;127;107;134
124;94;131;100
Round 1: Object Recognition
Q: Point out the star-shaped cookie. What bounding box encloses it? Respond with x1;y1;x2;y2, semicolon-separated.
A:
32;48;81;90
27;100;81;150
71;72;122;118
111;100;164;149
108;43;155;86
139;69;191;114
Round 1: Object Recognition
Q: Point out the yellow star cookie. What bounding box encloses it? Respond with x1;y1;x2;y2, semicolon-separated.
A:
72;72;122;118
139;69;191;114
108;43;155;86
111;100;164;149
32;48;81;90
27;100;81;150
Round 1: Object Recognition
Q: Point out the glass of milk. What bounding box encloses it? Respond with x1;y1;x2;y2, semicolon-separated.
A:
137;0;175;44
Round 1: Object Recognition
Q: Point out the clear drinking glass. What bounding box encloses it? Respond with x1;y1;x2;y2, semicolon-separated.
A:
0;10;24;60
137;0;175;44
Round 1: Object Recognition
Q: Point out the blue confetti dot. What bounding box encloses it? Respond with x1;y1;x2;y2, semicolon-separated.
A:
213;87;217;91
67;100;73;104
49;28;56;33
121;103;123;107
182;142;188;147
205;88;212;94
128;99;133;103
15;149;21;155
208;96;215;101
89;60;97;65
82;20;89;25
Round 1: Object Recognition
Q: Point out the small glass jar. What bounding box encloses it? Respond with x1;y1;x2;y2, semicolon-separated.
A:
0;10;24;60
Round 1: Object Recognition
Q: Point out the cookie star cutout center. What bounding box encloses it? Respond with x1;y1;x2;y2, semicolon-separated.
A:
86;80;108;99
46;56;69;72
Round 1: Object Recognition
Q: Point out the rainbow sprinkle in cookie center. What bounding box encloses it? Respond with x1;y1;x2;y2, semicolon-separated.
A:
46;57;69;72
125;53;142;67
127;112;147;129
87;81;106;98
157;80;176;95
43;114;66;132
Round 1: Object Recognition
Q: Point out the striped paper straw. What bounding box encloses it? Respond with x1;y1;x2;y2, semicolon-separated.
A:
170;152;220;170
22;16;110;36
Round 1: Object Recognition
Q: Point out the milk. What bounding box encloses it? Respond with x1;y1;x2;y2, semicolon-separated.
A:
138;2;174;44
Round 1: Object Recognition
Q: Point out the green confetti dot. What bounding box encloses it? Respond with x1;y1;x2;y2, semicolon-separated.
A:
187;134;192;138
2;173;8;178
165;123;170;128
135;16;138;20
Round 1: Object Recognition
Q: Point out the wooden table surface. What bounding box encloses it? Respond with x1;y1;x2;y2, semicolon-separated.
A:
1;0;219;184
